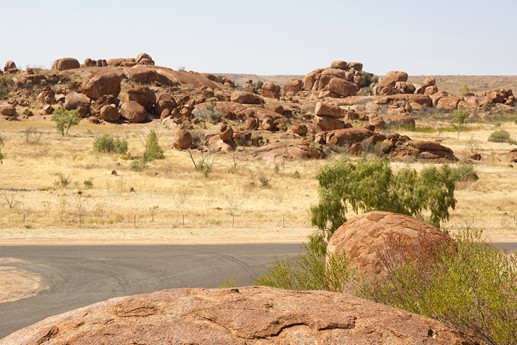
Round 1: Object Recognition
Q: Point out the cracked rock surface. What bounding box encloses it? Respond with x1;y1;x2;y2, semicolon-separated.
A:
1;286;480;344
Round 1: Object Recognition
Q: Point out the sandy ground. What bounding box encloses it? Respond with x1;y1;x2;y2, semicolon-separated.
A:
0;258;47;304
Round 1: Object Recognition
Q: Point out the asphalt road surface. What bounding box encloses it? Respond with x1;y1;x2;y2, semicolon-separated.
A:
0;244;303;339
1;242;515;339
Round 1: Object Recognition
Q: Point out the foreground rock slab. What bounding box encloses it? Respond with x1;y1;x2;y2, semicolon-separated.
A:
1;286;480;344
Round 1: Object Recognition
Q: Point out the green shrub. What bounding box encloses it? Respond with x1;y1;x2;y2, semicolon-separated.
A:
362;230;517;345
488;129;516;144
450;163;479;182
143;130;164;162
93;134;128;154
51;108;80;136
450;110;469;139
259;176;270;188
254;243;353;292
310;156;459;244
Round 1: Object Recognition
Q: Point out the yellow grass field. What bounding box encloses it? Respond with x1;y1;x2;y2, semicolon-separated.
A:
1;117;517;245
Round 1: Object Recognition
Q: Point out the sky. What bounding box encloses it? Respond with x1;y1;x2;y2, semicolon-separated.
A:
2;0;517;76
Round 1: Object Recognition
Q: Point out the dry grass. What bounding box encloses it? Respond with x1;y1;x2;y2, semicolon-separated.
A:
1;118;517;244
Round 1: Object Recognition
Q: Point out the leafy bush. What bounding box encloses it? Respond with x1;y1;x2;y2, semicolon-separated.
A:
143;130;164;162
450;163;479;182
450;110;469;139
254;243;353;292
488;129;516;144
51;108;80;136
93;134;128;154
361;230;517;345
310;156;459;244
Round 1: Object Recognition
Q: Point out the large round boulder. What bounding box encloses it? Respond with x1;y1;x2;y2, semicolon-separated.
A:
64;92;91;117
120;101;148;123
327;211;451;281
100;104;120;123
173;129;193;150
230;91;263;104
81;71;122;99
0;286;478;345
52;58;80;71
122;87;156;113
0;102;16;117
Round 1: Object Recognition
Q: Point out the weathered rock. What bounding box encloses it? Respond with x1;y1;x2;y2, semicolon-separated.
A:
314;102;342;118
369;116;386;131
422;76;436;88
0;102;16;116
376;71;409;95
81;71;122;99
52;58;80;71
391;140;457;161
261;82;280;99
206;134;234;152
230;91;262;104
136;53;155;65
173;129;192;150
384;114;416;129
123;65;159;83
314;115;348;131
0;286;480;345
330;60;348;70
122;87;156;113
253;140;325;160
436;96;461;111
386;71;409;82
3;60;18;73
291;123;308;136
347;61;363;71
107;58;136;67
99;104;120;123
120;101;148;123
282;79;303;96
155;93;177;115
64;92;91;111
375;94;433;108
325;127;380;147
219;124;234;143
328;211;452;282
328;77;357;97
243;117;259;131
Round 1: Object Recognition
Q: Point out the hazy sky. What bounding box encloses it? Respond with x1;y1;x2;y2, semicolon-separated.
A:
2;0;516;76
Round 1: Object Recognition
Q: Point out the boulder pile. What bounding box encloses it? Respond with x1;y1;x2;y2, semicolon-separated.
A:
303;60;368;98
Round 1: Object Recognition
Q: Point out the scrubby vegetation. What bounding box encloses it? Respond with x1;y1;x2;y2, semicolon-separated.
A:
143;130;164;162
93;134;128;154
51;108;80;136
488;129;516;144
360;230;517;345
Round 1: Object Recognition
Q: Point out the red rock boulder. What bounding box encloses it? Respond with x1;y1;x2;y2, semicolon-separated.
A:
52;58;80;71
81;71;122;99
328;211;452;281
120;101;148;123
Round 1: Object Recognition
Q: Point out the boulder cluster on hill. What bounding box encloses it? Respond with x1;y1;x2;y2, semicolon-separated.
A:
2;55;516;162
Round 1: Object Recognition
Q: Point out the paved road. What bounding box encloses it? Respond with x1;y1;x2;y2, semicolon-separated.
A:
0;244;303;339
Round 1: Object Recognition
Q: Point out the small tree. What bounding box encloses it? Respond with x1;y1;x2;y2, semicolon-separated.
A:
143;129;164;162
450;110;469;139
310;156;459;247
51;108;80;136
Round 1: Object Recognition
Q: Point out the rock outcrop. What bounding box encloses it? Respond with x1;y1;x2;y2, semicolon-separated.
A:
0;286;479;345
